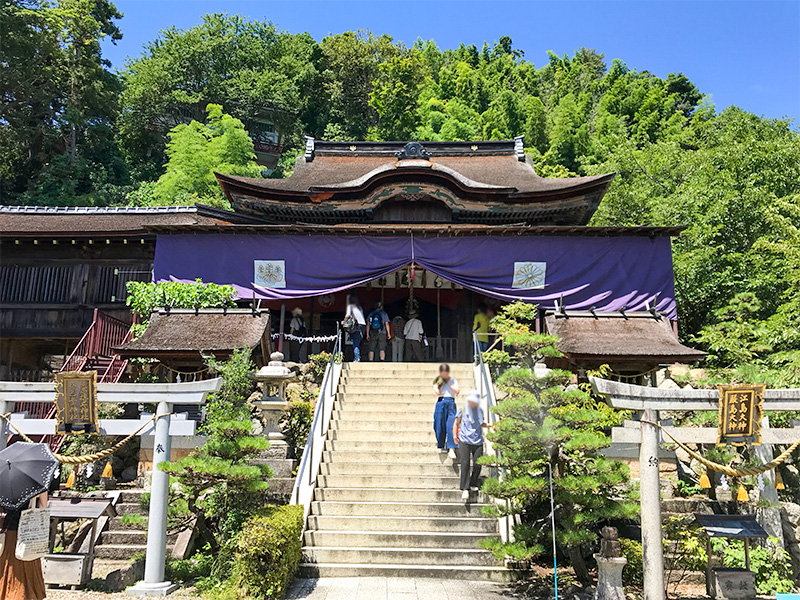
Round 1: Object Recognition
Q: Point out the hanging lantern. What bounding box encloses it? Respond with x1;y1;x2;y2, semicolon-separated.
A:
101;461;113;479
776;471;786;490
699;470;711;489
65;467;75;489
737;484;749;502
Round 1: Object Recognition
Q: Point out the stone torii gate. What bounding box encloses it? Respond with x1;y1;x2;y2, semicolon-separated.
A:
0;378;222;596
590;377;800;600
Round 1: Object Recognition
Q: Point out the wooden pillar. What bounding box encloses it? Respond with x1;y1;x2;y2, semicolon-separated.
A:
744;537;750;571
278;302;286;354
640;408;666;600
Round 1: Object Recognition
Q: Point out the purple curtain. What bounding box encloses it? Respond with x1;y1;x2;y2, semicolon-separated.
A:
153;233;677;318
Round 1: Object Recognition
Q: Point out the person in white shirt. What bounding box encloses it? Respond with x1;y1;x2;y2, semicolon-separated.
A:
432;363;460;459
343;295;366;362
403;311;424;362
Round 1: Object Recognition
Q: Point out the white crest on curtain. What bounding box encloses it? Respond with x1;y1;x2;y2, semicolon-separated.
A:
512;262;547;289
254;260;286;288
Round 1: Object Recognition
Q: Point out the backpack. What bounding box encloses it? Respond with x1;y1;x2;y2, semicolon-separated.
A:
295;318;307;337
343;310;359;334
369;311;383;331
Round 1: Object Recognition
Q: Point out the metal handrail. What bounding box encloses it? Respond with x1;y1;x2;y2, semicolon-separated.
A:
291;327;342;511
473;332;513;544
61;309;132;372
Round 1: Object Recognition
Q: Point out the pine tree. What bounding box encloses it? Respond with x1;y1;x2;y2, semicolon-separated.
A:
161;348;270;560
480;302;637;582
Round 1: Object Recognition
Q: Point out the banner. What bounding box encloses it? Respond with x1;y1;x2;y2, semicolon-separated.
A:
153;233;678;318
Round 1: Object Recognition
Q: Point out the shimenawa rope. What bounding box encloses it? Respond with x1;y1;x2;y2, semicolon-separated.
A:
1;412;170;464
643;419;800;477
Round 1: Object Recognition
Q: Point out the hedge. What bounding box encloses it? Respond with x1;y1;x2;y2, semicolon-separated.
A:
233;504;305;599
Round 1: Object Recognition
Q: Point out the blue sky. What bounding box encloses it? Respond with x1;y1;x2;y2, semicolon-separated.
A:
103;0;799;122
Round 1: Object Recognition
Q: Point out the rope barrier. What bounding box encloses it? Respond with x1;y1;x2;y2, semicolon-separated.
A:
1;412;170;465
645;419;800;477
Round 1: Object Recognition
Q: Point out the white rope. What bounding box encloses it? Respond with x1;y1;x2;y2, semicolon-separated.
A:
272;333;338;344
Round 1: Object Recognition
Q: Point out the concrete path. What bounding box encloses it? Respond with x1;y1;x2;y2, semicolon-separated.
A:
286;577;514;599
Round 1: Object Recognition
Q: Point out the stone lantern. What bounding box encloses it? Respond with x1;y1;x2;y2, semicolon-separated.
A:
594;526;627;600
248;352;297;446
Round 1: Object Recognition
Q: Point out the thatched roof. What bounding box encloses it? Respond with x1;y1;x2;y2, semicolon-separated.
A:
544;311;706;364
115;309;270;358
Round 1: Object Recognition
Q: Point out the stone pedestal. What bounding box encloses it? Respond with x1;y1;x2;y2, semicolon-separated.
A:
593;555;627;600
710;568;755;599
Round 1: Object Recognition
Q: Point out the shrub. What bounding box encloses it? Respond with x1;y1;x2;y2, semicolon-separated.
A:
280;400;313;459
233;505;305;599
307;352;331;383
619;538;643;587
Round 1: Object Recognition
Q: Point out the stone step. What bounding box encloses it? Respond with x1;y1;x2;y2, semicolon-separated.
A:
322;451;452;464
94;544;147;560
329;420;433;432
337;392;441;400
302;546;499;567
308;515;497;534
318;475;460;489
310;501;492;518
303;530;491;549
118;490;148;503
107;516;148;531
297;563;511;581
330;411;434;422
314;488;489;504
328;430;437;443
339;386;443;396
333;402;436;413
325;440;446;452
100;530;177;545
114;502;148;516
346;363;473;371
320;462;460;477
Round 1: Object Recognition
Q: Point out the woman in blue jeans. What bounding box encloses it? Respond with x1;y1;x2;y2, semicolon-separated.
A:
432;364;460;459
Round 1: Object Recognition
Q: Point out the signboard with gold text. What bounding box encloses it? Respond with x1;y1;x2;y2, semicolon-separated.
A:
54;371;99;434
717;384;765;446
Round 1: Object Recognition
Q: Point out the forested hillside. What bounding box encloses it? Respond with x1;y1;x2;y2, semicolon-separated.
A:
2;4;799;381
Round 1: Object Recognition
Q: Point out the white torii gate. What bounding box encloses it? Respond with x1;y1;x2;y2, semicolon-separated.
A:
0;378;222;597
590;377;800;600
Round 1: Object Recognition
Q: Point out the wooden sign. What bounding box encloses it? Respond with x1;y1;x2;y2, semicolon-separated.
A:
54;371;99;434
717;384;765;446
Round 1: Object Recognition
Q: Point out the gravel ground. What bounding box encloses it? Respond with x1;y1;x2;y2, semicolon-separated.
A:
46;588;203;600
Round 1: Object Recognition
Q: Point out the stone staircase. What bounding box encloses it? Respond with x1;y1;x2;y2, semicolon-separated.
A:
299;362;509;581
95;489;176;560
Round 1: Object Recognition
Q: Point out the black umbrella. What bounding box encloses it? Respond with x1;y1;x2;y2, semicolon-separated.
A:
0;442;59;510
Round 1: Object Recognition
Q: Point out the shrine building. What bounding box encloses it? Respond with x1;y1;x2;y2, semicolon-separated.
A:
0;138;703;380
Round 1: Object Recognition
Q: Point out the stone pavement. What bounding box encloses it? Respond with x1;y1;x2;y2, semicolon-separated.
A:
286;577;515;600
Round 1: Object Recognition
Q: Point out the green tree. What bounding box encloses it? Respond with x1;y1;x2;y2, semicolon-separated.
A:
146;104;262;208
480;302;636;582
369;52;426;140
119;14;319;179
1;0;126;205
161;348;270;565
319;30;399;139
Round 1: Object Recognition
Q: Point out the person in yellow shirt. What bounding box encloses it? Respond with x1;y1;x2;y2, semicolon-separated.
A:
473;303;491;353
